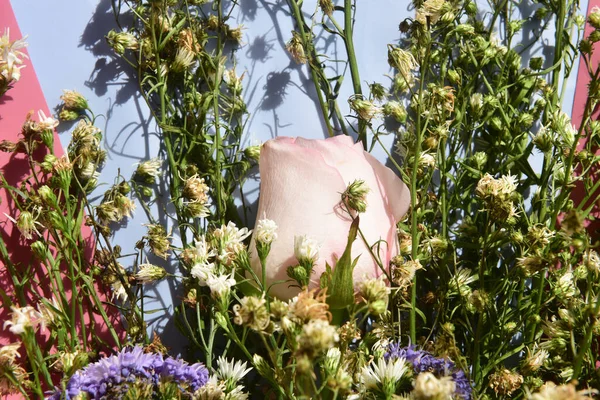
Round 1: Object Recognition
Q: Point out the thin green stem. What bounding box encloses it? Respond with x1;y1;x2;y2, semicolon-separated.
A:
288;0;335;137
343;0;366;148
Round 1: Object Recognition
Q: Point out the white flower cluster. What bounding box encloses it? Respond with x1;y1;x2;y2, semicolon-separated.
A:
0;28;28;90
195;357;252;400
189;222;252;299
255;218;278;246
294;234;320;265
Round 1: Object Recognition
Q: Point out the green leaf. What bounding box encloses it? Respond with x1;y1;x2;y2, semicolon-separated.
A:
327;217;359;310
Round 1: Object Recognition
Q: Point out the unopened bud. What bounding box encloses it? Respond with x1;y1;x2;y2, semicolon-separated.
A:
342;179;369;213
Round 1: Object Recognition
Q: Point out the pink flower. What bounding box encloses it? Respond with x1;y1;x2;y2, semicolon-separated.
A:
250;136;410;300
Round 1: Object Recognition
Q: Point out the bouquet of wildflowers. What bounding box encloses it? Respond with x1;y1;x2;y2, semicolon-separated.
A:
2;0;600;398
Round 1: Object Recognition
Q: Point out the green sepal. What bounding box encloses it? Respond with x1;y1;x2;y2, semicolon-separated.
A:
327;217;360;310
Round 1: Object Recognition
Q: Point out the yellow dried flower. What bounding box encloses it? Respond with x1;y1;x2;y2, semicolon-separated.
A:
297;319;339;357
233;296;270;332
178;28;201;54
387;45;417;80
286;31;307;64
412;372;455;400
60;89;88;111
416;0;446;25
290;288;331;323
392;259;423;288
357;277;390;316
145;224;171;259
348;95;380;121
488;369;523;396
530;382;597;400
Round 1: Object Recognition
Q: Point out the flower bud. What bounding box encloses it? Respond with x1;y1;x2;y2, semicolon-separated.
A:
38;185;58;207
319;0;334;15
342;179;369;213
253;354;273;380
286;31;307;64
255;218;278;247
60;90;88;112
455;24;474;35
244;144;261;162
59;108;79;121
387;45;417;78
294;235;320;267
145;224;170;259
589;7;600;29
382;101;407;123
469;93;483;114
135;263;167;284
369;82;387;101
349;96;380;121
31;240;49;260
358;277;390;316
107;30;139;55
447;69;461;85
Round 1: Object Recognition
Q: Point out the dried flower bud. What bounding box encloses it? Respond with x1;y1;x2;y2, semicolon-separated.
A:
387;45;417;79
348;96;380;121
297;319;339;357
178;28;201;54
286;31;307;64
413;372;456;400
382;101;407;123
107;30;139;55
357;277;390;316
182;175;209;204
135;263;167;284
469;93;483;114
392;258;422;288
319;0;334;15
342;179;370;213
488;369;523;396
60;90;88;112
226;25;244;43
589;7;600;29
468;289;490;312
134;158;162;184
369;82;387;101
145;224;170;259
171;48;196;73
233;295;270;332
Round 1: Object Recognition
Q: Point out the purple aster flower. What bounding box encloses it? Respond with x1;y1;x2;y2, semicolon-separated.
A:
385;343;472;400
48;346;209;400
159;356;210;391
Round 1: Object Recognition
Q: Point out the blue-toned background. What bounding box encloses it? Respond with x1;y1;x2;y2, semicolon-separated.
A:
9;0;587;351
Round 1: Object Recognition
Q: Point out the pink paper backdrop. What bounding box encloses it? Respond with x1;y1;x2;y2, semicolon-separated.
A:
0;1;123;397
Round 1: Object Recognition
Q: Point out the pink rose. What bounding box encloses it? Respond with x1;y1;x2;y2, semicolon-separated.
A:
250;136;410;300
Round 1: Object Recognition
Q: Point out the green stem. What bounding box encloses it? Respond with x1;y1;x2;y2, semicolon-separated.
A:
343;0;366;148
288;0;334;137
409;41;430;344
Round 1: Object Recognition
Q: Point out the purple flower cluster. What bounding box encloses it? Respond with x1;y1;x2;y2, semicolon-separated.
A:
385;343;472;399
49;346;209;400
